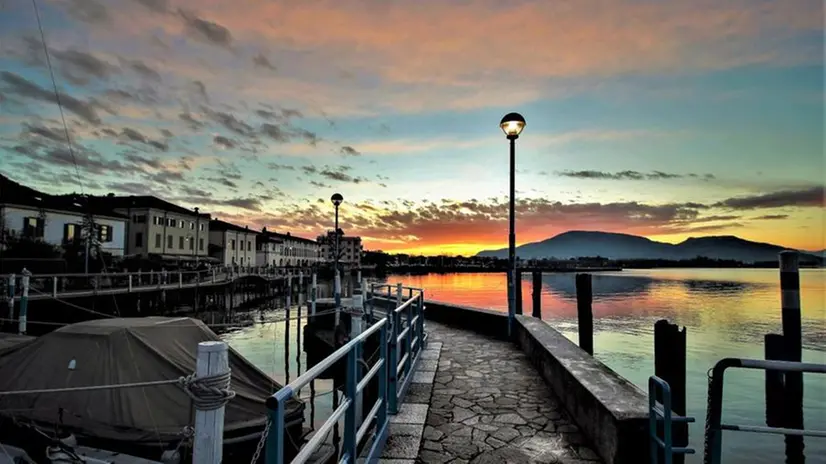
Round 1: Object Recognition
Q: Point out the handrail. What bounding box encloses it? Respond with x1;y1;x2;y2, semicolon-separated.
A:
704;358;826;464
265;284;427;464
648;376;695;464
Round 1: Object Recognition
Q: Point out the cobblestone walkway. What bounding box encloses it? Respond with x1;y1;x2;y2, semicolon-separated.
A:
418;321;602;464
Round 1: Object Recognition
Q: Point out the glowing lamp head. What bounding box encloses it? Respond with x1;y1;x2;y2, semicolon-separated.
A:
331;193;344;207
500;112;526;138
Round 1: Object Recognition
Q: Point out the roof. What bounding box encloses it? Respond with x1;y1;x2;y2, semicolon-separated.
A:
210;219;255;234
261;229;318;245
88;195;211;218
0;174;127;219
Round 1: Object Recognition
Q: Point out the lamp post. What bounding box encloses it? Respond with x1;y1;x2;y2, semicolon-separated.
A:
331;193;343;307
500;112;526;337
194;207;200;267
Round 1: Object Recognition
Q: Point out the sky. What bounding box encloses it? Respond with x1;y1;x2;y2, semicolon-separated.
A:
0;0;824;256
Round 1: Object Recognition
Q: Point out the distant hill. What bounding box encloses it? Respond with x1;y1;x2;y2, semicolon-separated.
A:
476;231;821;263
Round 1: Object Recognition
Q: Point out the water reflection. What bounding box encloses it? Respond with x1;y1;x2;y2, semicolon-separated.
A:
385;269;826;464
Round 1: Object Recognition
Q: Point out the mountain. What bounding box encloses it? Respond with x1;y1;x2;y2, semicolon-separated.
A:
476;231;821;263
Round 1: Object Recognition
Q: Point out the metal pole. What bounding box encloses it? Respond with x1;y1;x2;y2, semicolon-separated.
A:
19;270;30;335
334;205;341;308
507;136;517;337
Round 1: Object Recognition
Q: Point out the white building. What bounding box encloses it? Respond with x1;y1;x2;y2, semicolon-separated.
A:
259;229;321;267
318;230;363;266
91;195;211;263
0;175;127;256
209;220;257;267
256;228;283;267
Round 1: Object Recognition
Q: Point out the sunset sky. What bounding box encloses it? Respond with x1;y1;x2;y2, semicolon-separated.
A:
1;0;823;255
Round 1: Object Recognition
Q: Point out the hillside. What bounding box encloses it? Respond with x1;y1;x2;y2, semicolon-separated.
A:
476;231;820;263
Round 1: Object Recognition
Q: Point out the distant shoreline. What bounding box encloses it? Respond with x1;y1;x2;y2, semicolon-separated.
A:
376;262;822;275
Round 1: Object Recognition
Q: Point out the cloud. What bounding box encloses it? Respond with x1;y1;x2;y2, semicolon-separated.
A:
120;58;162;81
52;48;116;84
124;153;163;169
715;186;825;210
189;80;209;102
206;109;253;135
557;170;715;181
213;135;236;149
207;177;238;189
132;0;169;13
179;111;204;129
120;127;168;151
318;167;368;184
65;0;110;24
267;163;295;171
753;214;790;220
253;53;277;71
260;123;289;142
22;123;68;143
340;145;360;156
310;180;331;188
0;71;101;125
178;10;233;48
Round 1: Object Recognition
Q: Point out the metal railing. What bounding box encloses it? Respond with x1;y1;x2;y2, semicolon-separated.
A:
648;376;695;464
703;358;826;464
264;284;427;464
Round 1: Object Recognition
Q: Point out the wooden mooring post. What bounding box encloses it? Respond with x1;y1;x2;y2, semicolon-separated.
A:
779;251;804;462
654;319;687;464
575;273;593;355
515;269;523;315
531;271;541;318
193;341;229;464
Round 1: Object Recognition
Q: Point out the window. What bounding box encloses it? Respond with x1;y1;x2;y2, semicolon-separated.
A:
190;222;195;230
248;241;252;251
98;225;113;243
231;239;236;250
133;215;146;223
155;233;162;248
167;218;175;227
63;223;80;242
23;217;44;238
199;238;204;251
180;220;185;229
153;216;161;225
189;238;194;250
241;257;244;265
135;232;143;248
178;236;183;249
167;235;173;248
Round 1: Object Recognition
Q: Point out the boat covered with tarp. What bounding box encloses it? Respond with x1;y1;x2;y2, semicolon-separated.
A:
0;317;305;462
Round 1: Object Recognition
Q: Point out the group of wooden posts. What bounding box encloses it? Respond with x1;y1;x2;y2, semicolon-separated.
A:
521;251;808;463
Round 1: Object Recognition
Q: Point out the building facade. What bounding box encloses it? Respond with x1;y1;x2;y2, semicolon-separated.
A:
1;175;127;256
209;220;257;267
318;230;363;266
259;229;321;267
95;196;211;262
256;228;283;267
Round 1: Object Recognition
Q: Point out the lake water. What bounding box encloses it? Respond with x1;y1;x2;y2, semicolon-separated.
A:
384;269;826;463
220;269;825;463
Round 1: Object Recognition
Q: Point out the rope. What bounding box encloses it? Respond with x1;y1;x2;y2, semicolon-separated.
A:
0;371;236;411
179;371;235;411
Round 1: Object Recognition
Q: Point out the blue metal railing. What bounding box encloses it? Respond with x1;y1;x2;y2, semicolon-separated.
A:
703;358;826;464
648;376;695;464
265;284;427;464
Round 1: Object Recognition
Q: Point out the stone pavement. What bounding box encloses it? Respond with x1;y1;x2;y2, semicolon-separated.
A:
416;321;602;464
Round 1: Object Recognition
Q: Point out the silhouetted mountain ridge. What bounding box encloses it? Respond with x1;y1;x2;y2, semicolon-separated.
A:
475;231;820;263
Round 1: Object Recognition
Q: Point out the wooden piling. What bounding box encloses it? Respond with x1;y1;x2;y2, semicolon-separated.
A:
575;273;594;355
764;333;787;428
193;341;229;464
515;269;523;315
779;251;804;463
654;319;687;464
531;271;541;318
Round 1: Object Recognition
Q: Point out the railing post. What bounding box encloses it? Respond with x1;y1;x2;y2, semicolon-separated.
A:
128;275;133;293
406;292;413;377
6;274;15;328
704;365;726;464
575;273;594;355
52;276;58;298
193;341;228;464
311;272;317;316
19;270;30;335
378;323;388;431
532;271;542;318
265;390;291;464
179;272;183;289
343;348;358;461
779;250;804;463
388;285;401;414
212;268;216;283
417;291;425;351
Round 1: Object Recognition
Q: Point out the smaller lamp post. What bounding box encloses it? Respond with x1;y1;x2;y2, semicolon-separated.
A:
331;193;343;307
500;112;525;337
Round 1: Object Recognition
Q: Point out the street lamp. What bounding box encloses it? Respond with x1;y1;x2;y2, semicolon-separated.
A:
500;112;525;337
194;207;200;267
331;193;343;307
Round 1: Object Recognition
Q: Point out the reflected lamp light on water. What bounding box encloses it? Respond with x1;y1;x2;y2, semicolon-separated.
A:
500;112;526;138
